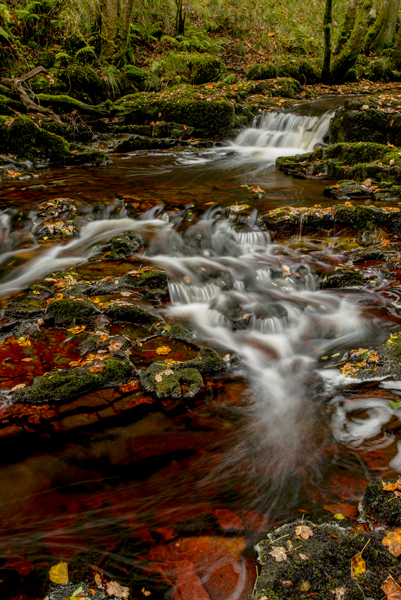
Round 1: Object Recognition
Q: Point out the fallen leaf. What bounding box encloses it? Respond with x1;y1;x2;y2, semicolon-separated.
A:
344;202;353;207
382;479;401;492
11;383;26;391
184;276;191;284
295;525;313;541
383;528;401;556
299;581;311;592
120;291;131;296
382;574;401;599
299;553;308;560
94;573;102;586
155;374;163;383
22;358;32;362
89;363;106;372
362;178;372;188
141;589;151;597
106;580;130;598
269;546;287;561
351;552;366;578
67;325;86;334
49;561;68;584
156;346;171;355
109;341;123;351
17;337;31;347
282;265;291;276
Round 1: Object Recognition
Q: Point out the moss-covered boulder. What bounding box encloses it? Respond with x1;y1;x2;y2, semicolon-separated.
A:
182;347;226;372
329;97;401;146
37;93;104;115
322;268;364;288
44;298;101;327
13;359;135;404
117;88;235;137
277;141;401;183
363;479;401;527
113;135;179;153
246;59;320;84
95;232;144;260
104;303;161;324
251;521;399;600
140;362;204;399
188;53;224;84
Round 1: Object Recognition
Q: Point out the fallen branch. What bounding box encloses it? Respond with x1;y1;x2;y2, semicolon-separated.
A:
245;40;263;56
0;66;65;126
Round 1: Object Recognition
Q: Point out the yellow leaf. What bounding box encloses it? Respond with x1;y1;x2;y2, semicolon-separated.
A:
67;325;86;334
156;346;171;355
49;561;68;584
351;552;366;578
383;529;401;557
382;479;401;492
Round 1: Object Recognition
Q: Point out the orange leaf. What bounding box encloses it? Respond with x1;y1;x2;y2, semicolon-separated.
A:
382;574;401;599
156;346;171;355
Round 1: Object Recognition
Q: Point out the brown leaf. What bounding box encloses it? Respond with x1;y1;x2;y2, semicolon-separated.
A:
295;525;313;541
155;374;163;383
109;341;123;351
269;546;287;561
106;580;130;598
94;573;102;586
11;383;26;392
89;363;106;372
362;178;372;188
382;528;401;557
282;265;291;276
299;581;311;592
299;553;308;560
382;574;401;600
184;276;191;284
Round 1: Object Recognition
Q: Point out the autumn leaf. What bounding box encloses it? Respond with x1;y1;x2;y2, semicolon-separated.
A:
351;552;366;578
251;185;265;193
89;363;106;372
11;383;26;392
49;561;68;584
362;178;372;188
67;325;86;334
17;337;31;347
269;546;287;561
119;379;140;393
344;202;353;207
295;525;313;541
69;359;83;367
184;276;191;284
22;358;32;362
382;479;401;492
382;529;401;556
282;265;291;276
299;553;308;560
382;574;401;600
109;340;123;351
156;346;171;355
106;581;130;598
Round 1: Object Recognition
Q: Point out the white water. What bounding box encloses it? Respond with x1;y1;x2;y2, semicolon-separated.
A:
230;110;333;163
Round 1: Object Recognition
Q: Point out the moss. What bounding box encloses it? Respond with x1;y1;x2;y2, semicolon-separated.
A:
37;128;70;163
187;53;224;84
363;480;401;526
167;324;193;342
251;521;399;600
247;59;319;84
0;94;24;114
124;65;161;91
139;362;204;399
44;298;100;326
37;94;103;115
177;368;203;397
246;63;279;80
97;232;144;260
105;304;160;324
13;359;134;404
182;347;226;372
122;268;168;295
64;64;105;102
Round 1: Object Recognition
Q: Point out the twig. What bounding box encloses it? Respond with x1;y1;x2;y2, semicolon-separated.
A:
245;40;263;56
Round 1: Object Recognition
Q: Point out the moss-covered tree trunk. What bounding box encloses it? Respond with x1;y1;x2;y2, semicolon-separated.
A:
394;21;401;67
363;0;400;52
335;0;359;54
100;0;135;64
331;0;373;82
322;0;334;83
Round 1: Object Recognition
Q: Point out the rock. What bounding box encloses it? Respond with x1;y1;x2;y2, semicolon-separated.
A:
13;358;135;404
246;58;320;84
44;298;101;327
250;521;396;600
113;134;180;153
356;227;386;246
181;347;227;372
324;180;373;200
140;362;204;399
95;231;144;260
187;53;225;85
363;479;401;527
323;269;364;288
105;302;161;324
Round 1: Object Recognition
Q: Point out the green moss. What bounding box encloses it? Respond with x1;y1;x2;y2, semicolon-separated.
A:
140;361;204;399
246;63;279;80
323;269;364;288
183;347;226;372
363;480;401;527
44;298;100;326
13;359;134;404
124;65;161;91
187;53;224;84
247;59;319;84
177;368;203;397
37;93;103;115
64;64;105;102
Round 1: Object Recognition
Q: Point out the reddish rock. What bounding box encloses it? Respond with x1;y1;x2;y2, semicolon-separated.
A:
212;509;245;531
0;425;23;438
59;412;101;431
113;392;156;411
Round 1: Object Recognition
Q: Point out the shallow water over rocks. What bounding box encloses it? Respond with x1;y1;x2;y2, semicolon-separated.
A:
2;105;401;599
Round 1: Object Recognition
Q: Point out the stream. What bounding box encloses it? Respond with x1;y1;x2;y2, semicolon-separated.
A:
2;98;401;600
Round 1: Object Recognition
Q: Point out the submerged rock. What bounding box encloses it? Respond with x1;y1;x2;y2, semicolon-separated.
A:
250;520;397;600
95;231;144;260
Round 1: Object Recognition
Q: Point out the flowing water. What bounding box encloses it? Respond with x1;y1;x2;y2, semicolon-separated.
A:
2;102;401;599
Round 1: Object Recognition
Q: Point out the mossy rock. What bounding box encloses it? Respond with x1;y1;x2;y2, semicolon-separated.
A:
246;63;279;80
247;59;319;84
140;362;204;399
13;359;135;404
0;115;71;164
363;479;401;527
96;231;144;260
251;521;399;600
122;268;168;294
113;134;179;153
124;65;161;91
37;94;103;115
188;53;224;85
44;298;101;327
104;303;160;324
182;347;226;372
64;64;106;102
322;269;364;288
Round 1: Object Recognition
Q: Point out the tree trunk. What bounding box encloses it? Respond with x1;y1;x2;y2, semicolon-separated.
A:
100;0;135;64
322;0;334;82
175;0;185;36
335;0;358;54
331;0;373;82
394;20;401;67
373;0;400;49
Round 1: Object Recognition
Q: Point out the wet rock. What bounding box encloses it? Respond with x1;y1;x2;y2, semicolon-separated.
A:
167;324;193;342
250;521;397;600
13;358;135;404
113;134;181;153
1;296;44;320
33;198;79;240
182;347;227;372
356;227;387;246
363;479;401;527
121;267;169;300
95;231;145;260
322;269;364;288
324;180;373;200
140;362;203;399
105;302;162;324
44;298;101;327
